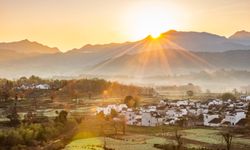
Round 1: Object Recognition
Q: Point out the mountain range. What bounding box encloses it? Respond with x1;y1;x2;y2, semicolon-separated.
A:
1;30;250;82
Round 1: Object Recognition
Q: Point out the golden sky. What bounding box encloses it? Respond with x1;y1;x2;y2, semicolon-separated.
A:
1;0;250;52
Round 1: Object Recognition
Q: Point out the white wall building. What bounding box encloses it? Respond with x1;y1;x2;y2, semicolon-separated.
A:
176;100;189;106
96;104;128;116
141;112;163;127
125;110;137;125
223;111;246;125
203;114;220;126
36;84;50;89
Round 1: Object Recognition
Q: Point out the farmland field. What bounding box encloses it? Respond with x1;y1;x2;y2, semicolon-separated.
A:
65;124;250;150
182;128;250;149
65;135;168;150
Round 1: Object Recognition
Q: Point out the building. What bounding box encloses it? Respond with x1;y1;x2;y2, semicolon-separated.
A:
203;113;219;126
141;111;164;127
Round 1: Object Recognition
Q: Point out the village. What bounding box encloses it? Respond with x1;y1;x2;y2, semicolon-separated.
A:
1;77;250;149
96;96;250;128
0;81;249;129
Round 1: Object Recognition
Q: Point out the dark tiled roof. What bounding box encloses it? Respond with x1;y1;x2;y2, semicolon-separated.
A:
157;106;167;110
208;118;222;124
236;118;247;126
222;121;231;125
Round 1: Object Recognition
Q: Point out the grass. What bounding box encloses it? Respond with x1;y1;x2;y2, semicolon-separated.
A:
182;128;250;149
67;126;250;150
182;128;222;144
126;125;179;135
65;135;168;150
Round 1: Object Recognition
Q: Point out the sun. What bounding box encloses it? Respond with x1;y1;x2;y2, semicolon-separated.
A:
151;32;162;39
121;1;182;40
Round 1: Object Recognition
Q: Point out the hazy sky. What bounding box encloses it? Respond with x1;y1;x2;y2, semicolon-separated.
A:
1;0;250;51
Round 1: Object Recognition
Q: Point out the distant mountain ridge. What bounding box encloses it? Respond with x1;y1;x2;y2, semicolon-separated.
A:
68;30;250;53
0;39;60;54
161;30;250;52
229;30;250;45
1;30;250;79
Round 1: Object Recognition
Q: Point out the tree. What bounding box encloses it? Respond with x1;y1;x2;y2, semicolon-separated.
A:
123;95;140;108
174;129;183;150
88;92;92;100
176;117;188;127
134;96;140;107
112;121;118;135
1;90;10;101
50;91;56;101
121;116;126;135
124;96;133;104
221;132;233;150
97;111;105;120
110;109;118;118
55;110;68;124
23;111;35;124
186;90;194;97
246;104;250;127
221;93;236;101
0;80;13;101
7;100;20;126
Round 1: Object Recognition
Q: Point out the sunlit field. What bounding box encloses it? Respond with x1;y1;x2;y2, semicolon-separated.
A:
63;117;250;150
65;136;167;150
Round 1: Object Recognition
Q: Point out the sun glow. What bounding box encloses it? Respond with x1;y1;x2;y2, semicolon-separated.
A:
151;33;162;39
121;1;183;40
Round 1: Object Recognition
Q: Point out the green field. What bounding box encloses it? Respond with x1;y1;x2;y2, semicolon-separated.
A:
65;124;250;150
65;135;168;150
182;128;250;149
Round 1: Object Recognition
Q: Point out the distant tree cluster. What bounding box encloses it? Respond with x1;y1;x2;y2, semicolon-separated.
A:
0;76;151;101
221;93;236;101
61;78;145;99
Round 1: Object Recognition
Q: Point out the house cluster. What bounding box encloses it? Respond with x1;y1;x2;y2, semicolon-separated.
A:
96;98;249;127
17;84;50;90
203;98;249;127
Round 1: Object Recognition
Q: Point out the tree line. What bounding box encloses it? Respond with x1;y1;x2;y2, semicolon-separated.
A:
0;76;153;101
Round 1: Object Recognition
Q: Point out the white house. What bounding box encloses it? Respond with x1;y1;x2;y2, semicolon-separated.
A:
96;104;128;116
222;111;246;126
164;118;178;125
208;99;223;106
203;114;220;126
246;96;250;101
176;100;189;106
181;108;188;116
159;100;167;106
96;107;110;115
36;84;50;90
125;110;136;125
188;108;197;115
147;106;157;112
141;112;163;127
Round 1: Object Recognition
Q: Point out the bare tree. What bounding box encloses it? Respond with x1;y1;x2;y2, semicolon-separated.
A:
112;121;118;135
122;116;126;135
221;132;233;150
175;129;183;150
